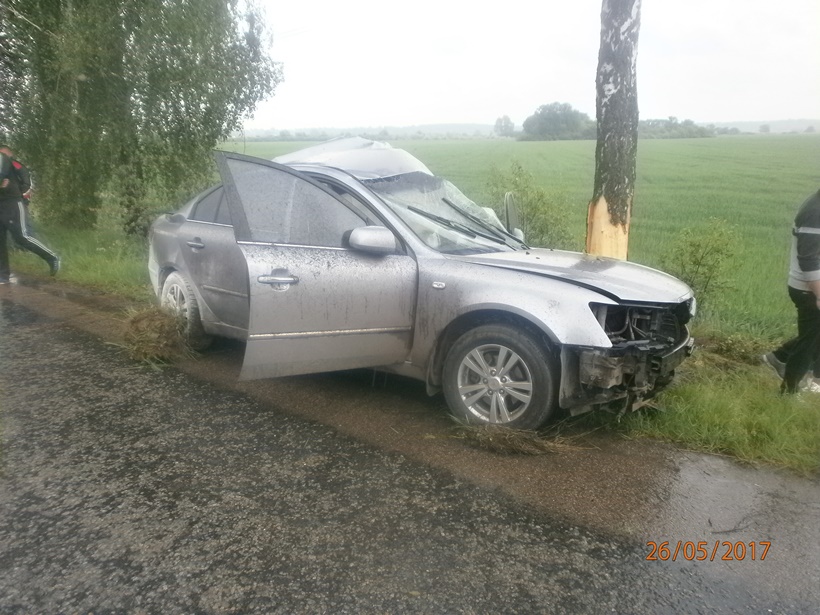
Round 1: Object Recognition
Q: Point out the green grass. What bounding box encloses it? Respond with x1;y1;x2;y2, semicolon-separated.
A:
10;225;153;301
624;345;820;474
12;134;820;472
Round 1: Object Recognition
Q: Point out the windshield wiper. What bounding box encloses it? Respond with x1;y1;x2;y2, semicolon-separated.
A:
408;206;478;238
408;205;509;246
441;197;527;248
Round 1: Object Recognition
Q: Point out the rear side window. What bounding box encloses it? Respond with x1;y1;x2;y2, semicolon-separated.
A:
190;186;225;223
214;190;232;225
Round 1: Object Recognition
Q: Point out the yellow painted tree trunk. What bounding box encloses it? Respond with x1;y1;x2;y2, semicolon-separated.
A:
586;0;642;260
586;194;631;260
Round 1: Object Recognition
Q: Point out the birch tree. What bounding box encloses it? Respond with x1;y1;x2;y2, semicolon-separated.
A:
585;0;641;260
2;0;282;231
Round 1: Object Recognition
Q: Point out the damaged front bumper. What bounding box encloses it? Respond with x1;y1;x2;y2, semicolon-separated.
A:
559;332;694;414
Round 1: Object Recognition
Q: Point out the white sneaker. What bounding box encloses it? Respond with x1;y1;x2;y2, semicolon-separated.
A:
800;378;820;394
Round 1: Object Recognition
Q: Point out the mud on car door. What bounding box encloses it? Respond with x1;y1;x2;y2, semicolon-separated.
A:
214;152;418;379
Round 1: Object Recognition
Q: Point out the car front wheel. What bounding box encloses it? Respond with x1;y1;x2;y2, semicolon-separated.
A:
443;324;558;430
160;271;212;351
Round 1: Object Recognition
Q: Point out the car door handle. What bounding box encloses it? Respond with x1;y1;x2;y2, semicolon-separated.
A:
258;274;299;285
186;240;205;249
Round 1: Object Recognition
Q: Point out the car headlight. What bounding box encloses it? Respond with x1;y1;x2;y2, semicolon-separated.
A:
590;302;689;346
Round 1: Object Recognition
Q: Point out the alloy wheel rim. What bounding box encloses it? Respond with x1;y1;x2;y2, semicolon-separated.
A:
164;283;189;319
456;343;533;423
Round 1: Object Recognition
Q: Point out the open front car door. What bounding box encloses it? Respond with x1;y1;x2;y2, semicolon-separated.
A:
214;152;418;379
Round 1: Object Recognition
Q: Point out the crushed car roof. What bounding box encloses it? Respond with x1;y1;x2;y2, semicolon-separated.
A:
273;137;434;180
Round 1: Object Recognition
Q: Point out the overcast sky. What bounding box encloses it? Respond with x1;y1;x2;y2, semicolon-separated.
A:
245;0;820;130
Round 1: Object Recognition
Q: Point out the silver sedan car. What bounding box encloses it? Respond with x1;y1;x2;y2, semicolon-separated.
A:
149;138;695;429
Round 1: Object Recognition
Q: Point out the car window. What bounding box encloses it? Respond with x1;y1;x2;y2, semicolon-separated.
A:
214;189;232;225
313;179;375;223
190;186;223;223
226;159;365;247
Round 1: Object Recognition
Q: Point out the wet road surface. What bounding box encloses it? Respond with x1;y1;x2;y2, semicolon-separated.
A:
1;281;818;613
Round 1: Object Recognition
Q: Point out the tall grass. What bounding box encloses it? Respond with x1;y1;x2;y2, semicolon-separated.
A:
629;350;820;474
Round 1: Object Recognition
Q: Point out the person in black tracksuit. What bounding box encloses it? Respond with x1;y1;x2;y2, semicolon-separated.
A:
0;145;37;241
0;149;60;284
764;189;820;393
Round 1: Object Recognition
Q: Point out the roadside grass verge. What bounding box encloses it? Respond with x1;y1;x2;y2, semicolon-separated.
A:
574;341;820;475
638;374;819;474
9;226;153;301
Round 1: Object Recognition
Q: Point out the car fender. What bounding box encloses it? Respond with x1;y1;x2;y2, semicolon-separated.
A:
149;223;222;329
412;257;615;378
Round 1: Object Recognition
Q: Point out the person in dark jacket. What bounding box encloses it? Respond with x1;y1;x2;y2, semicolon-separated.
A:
0;145;36;240
0;148;60;284
763;188;820;393
0;146;32;201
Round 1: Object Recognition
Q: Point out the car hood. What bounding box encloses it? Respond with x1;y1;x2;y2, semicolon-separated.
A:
452;249;693;304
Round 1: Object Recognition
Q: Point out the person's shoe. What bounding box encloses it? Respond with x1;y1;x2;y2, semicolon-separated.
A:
49;256;61;276
800;378;820;394
762;352;786;380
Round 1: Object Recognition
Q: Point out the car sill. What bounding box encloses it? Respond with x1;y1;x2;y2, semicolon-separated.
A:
249;326;412;341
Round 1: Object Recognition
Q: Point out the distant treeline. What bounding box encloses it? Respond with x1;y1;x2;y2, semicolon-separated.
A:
236;108;815;143
510;103;724;141
503;103;816;141
639;118;722;139
235;129;496;142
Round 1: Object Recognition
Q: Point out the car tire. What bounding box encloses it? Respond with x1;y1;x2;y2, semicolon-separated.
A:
443;324;558;430
160;271;213;351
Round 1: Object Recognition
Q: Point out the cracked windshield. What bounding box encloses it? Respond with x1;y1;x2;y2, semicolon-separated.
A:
364;172;525;254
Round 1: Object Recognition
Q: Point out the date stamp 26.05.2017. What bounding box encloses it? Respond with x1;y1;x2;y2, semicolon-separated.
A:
646;540;771;562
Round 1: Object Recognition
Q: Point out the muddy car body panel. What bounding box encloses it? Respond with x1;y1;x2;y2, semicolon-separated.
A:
149;138;694;428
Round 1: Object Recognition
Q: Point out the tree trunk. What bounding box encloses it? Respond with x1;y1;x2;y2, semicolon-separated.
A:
586;0;641;260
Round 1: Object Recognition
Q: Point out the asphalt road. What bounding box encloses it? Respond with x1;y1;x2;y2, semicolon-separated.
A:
1;280;818;613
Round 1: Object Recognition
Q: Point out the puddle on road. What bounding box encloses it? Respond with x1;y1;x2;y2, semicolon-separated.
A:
650;450;820;541
645;450;820;604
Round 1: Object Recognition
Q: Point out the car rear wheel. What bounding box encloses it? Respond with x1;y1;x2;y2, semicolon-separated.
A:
443;324;558;430
160;271;212;351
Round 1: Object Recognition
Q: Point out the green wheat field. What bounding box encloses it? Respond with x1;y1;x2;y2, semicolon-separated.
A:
224;134;820;341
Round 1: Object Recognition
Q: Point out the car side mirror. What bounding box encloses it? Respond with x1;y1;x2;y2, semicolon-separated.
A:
348;226;399;255
167;213;187;224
